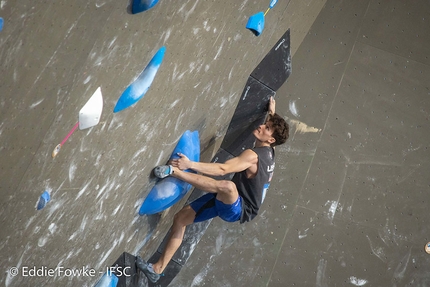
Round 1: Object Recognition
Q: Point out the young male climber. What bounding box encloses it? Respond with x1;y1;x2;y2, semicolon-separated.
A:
137;97;289;283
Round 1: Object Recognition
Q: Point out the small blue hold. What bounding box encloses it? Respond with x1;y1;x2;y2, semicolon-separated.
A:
246;12;264;36
37;191;50;210
0;18;3;32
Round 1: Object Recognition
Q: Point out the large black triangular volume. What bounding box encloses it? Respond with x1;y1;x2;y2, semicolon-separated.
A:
250;29;292;92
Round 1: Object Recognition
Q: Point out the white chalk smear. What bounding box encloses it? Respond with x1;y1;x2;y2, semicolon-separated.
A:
349;276;368;286
30;99;44;109
290;119;321;134
191;266;210;287
38;235;48;247
76;180;92;199
69;161;77;182
326;200;338;220
289;100;299;117
83;75;91;84
298;228;309;239
95;0;106;8
214;44;223;60
163;28;172;42
5;243;30;287
316;259;328;286
169;99;180;109
366;235;386;263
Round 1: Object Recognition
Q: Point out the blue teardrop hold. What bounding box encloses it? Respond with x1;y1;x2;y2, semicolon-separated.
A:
37;191;51;210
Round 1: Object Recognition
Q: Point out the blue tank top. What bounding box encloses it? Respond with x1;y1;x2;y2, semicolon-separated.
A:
232;146;275;223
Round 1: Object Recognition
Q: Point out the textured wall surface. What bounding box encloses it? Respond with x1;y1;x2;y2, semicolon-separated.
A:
1;0;429;286
0;0;325;286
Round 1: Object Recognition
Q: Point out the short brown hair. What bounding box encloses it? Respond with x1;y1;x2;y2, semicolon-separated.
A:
269;113;289;147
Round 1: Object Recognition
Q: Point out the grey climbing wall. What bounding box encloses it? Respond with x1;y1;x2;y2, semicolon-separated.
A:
171;0;430;286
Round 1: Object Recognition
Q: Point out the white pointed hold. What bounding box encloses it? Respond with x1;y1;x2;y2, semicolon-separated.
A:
79;87;103;130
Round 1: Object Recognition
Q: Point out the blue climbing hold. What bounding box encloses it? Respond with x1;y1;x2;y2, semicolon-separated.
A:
0;17;4;32
113;46;165;113
139;130;200;215
246;12;264;36
132;0;159;14
37;191;51;210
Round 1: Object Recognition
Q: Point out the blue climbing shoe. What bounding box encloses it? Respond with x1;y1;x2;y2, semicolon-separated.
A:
153;165;173;179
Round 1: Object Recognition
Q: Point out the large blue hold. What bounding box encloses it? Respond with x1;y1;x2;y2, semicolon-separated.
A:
113;46;165;113
132;0;159;14
139;130;200;215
